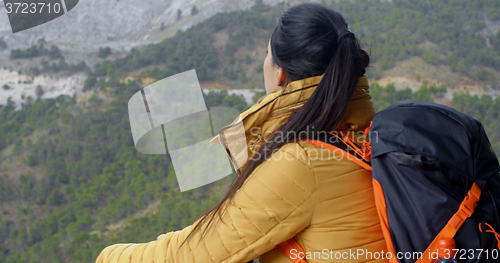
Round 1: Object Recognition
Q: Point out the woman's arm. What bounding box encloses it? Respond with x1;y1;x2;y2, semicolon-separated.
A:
95;143;316;263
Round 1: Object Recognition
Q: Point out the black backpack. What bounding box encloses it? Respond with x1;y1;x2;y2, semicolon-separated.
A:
368;100;500;263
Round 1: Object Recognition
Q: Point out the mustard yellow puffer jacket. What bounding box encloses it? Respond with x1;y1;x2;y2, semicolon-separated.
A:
96;75;388;263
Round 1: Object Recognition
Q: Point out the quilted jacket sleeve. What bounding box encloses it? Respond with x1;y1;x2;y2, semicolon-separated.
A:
95;143;317;263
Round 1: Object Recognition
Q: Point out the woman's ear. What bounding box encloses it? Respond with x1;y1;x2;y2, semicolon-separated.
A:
276;68;287;87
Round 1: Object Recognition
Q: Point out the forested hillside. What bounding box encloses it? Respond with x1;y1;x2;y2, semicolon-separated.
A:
74;0;500;89
1;0;499;262
0;88;245;262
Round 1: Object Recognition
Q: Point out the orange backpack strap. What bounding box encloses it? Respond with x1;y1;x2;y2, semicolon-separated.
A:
372;178;399;263
304;131;372;171
277;238;307;263
414;182;481;263
305;138;372;171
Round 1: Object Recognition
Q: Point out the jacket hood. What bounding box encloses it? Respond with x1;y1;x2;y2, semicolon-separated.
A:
211;74;375;173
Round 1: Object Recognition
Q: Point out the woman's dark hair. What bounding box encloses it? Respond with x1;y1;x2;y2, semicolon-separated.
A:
181;3;369;247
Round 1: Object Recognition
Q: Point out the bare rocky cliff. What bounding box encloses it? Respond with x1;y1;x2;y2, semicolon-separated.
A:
0;0;303;107
0;0;296;55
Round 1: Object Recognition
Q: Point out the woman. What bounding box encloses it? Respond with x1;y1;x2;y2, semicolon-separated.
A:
96;3;387;263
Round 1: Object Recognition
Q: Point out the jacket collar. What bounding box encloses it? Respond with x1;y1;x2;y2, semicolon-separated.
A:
211;75;375;172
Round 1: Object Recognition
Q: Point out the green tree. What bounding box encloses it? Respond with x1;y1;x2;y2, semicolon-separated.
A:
83;75;97;92
0;37;7;49
48;45;62;59
98;47;111;59
35;85;44;99
478;69;489;81
191;5;199;15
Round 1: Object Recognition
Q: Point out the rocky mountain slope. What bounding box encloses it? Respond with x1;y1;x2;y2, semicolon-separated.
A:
0;0;304;107
0;0;300;55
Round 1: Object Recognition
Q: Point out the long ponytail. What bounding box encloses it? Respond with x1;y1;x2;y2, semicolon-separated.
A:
181;2;370;247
